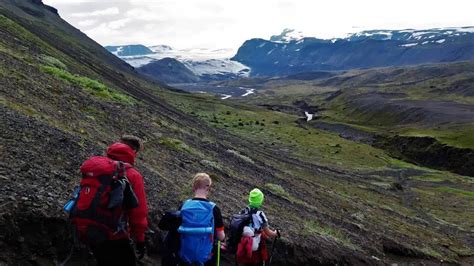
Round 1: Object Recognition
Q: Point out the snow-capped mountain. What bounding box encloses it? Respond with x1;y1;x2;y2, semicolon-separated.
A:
106;44;250;83
232;27;474;76
105;44;153;57
346;27;474;42
270;28;306;43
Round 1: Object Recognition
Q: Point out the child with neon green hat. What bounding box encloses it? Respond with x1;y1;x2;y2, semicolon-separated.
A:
233;188;280;264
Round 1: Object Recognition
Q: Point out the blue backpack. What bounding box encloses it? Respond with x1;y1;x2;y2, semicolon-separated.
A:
178;199;216;265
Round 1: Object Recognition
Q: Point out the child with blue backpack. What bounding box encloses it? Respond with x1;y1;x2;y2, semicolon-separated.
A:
178;173;225;266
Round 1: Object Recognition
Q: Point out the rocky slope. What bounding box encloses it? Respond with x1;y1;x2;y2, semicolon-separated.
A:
1;1;473;265
232;28;474;76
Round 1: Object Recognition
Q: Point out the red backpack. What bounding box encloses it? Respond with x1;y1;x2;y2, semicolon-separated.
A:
70;156;138;245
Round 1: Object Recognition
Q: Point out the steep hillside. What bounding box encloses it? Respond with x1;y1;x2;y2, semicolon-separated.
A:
1;1;473;265
232;28;474;76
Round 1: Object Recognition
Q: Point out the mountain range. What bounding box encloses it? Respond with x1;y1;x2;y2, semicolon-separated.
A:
106;27;474;83
232;27;474;76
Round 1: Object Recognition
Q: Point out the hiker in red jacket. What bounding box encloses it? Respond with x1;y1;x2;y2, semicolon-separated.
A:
91;135;149;265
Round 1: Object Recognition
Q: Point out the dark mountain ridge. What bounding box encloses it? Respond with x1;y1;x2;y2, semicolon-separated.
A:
137;57;201;84
232;28;474;76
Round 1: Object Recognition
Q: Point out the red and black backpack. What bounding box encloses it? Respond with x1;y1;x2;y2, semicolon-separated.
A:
69;156;138;245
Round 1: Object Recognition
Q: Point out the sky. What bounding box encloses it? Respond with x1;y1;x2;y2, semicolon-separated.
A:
43;0;474;51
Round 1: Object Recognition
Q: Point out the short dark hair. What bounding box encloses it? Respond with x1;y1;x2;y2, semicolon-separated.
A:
120;135;143;152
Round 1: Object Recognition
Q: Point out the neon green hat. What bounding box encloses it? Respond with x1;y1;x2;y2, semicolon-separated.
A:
248;188;264;208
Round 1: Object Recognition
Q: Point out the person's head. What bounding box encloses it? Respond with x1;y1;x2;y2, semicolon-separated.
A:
120;135;143;153
248;188;264;208
192;173;212;195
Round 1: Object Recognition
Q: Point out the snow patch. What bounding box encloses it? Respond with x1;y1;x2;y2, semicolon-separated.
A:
221;94;232;100
183;59;250;77
304;111;314;121
241;88;255;97
122;56;153;67
111;46;124;56
422;41;429;45
436;39;446;43
401;43;418;47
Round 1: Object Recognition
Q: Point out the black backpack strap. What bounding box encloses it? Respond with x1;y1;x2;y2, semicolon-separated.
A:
241;206;250;215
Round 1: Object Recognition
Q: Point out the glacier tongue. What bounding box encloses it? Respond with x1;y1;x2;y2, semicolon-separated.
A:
114;45;250;78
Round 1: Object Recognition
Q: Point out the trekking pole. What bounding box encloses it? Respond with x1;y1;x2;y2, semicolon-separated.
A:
268;231;280;266
216;240;221;266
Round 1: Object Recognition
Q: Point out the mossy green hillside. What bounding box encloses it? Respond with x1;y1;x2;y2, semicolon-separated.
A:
40;66;134;104
162;91;411;172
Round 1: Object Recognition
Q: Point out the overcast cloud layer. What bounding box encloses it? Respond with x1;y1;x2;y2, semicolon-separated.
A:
43;0;474;51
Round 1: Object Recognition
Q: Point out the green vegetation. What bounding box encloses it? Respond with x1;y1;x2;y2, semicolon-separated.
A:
200;160;223;171
226;149;254;164
400;126;474;149
0;15;58;60
40;66;134;104
435;187;474;198
40;55;67;70
0;96;39;117
304;220;357;250
409;172;474;184
159;137;192;153
265;183;290;198
163;92;408;171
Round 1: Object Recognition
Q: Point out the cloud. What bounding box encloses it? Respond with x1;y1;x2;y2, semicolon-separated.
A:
77;19;97;27
108;18;131;30
71;7;120;18
126;8;161;21
44;0;474;51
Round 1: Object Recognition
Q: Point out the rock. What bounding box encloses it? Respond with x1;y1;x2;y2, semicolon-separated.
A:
390;182;403;191
351;212;365;222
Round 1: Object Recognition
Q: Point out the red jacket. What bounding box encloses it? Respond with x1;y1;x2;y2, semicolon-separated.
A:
107;143;148;242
